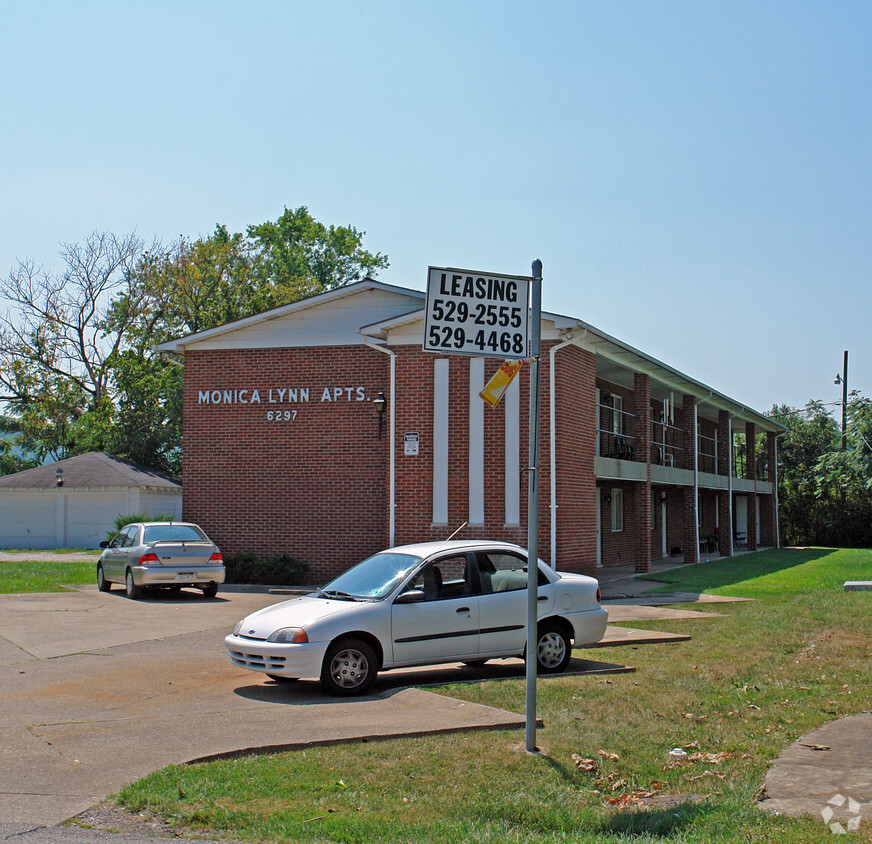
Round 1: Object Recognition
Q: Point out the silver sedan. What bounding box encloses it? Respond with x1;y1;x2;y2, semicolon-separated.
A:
97;521;225;599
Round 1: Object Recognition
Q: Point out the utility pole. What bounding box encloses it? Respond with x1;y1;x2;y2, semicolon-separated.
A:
835;350;848;451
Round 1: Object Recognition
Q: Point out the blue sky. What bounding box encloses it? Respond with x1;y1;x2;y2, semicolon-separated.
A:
2;1;869;415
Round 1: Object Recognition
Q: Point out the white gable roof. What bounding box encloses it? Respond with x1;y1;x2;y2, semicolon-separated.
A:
156;279;424;354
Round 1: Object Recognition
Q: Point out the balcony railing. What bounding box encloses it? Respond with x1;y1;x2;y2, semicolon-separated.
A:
651;420;684;467
598;429;641;461
597;401;640;461
697;432;718;474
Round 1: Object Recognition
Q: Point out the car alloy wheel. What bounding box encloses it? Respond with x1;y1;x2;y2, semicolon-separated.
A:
321;639;377;696
536;622;571;673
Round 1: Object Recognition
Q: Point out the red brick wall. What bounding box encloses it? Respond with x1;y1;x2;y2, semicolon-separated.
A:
182;341;604;582
553;345;597;574
391;349;529;550
599;483;638;567
182;347;390;582
181;338;775;582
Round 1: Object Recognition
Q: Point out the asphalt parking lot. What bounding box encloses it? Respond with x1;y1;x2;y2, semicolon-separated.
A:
0;583;638;827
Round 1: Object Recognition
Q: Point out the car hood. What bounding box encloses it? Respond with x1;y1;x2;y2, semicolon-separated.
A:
237;594;366;639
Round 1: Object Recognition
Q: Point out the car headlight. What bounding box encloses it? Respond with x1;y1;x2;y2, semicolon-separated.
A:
233;620;244;635
267;627;309;644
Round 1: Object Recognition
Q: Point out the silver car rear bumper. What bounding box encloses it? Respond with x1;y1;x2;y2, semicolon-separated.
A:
131;565;226;587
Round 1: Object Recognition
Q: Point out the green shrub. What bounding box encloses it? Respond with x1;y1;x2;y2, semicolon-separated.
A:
104;512;179;544
224;551;310;585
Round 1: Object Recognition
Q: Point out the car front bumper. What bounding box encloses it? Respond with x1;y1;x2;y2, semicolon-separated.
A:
225;633;329;679
131;565;226;587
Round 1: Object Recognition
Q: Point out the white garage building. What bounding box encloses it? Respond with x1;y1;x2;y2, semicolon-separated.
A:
0;452;182;549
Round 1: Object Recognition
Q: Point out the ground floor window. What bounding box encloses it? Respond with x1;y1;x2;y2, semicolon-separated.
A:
611;488;624;532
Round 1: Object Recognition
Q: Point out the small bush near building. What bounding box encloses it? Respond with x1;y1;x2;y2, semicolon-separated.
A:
224;551;310;586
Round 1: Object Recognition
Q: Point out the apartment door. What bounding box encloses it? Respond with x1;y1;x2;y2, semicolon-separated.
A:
735;495;748;545
596;490;603;567
660;493;668;558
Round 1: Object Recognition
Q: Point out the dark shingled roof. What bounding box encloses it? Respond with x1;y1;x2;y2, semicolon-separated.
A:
0;452;181;490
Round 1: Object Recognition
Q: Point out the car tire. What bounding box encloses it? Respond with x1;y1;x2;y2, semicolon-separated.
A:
535;621;572;674
320;638;377;697
201;583;219;599
97;564;112;592
125;569;143;600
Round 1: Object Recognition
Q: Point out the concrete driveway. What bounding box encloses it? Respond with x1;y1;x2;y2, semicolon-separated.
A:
0;584;629;826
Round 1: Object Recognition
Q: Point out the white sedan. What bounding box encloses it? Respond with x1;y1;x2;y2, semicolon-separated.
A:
225;540;608;696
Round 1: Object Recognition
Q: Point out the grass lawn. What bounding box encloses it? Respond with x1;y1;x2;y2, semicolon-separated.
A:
0;556;97;593
113;548;872;842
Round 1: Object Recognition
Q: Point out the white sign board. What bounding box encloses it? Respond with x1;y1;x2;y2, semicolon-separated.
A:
403;431;420;456
424;267;530;358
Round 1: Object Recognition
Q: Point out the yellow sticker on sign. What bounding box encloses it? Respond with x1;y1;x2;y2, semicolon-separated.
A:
480;359;524;408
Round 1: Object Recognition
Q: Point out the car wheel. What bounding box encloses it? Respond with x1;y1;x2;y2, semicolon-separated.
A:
267;674;299;684
201;583;219;599
97;564;112;592
536;622;572;674
125;569;143;600
320;638;377;696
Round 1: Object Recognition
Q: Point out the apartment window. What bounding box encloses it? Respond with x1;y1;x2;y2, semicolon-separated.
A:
612;395;623;434
611;488;624;532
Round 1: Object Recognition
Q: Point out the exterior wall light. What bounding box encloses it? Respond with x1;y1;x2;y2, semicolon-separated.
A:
55;467;64;488
373;391;387;440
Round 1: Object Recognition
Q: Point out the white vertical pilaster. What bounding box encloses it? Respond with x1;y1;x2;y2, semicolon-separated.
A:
469;358;485;524
504;376;520;525
433;358;449;525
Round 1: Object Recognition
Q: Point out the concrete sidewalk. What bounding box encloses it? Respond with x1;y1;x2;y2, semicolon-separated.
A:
759;713;872;827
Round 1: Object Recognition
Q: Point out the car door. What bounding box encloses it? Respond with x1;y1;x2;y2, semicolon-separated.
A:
475;551;555;657
102;525;133;581
390;553;480;665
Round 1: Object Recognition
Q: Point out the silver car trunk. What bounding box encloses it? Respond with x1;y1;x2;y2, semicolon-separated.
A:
147;540;215;566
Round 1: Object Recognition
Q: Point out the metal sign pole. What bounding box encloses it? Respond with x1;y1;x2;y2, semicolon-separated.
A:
525;258;543;753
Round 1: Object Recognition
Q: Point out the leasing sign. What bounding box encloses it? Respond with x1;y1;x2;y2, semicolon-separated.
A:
423;266;530;358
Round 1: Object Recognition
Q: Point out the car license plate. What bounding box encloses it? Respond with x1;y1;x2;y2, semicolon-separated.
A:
177;572;195;581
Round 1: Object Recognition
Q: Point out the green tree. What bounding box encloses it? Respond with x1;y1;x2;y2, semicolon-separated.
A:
0;417;38;475
772;396;872;547
107;351;182;475
1;208;388;472
248;206;389;301
0;232;146;409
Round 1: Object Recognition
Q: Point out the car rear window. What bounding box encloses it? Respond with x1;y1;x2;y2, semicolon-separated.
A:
142;524;207;543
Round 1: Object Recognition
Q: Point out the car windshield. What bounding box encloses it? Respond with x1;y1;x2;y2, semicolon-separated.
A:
319;552;421;599
142;524;207;543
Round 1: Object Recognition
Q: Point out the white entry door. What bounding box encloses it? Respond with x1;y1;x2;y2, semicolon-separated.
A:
661;494;668;558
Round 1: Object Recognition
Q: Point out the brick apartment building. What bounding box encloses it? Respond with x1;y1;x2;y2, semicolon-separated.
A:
158;279;783;583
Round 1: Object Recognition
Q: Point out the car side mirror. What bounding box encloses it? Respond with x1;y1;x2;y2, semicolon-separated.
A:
395;589;425;604
99;541;110;548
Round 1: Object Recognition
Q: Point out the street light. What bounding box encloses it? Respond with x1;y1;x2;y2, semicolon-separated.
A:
834;350;848;451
